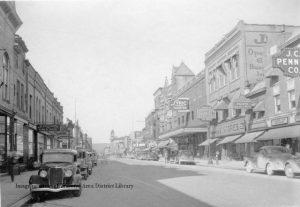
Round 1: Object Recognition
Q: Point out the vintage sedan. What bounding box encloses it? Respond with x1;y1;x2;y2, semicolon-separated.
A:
244;146;300;177
29;149;82;201
177;150;195;165
77;149;93;179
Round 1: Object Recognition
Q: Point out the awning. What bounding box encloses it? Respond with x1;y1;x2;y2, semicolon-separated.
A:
166;142;178;151
235;131;265;144
214;98;230;110
217;134;242;145
265;68;282;78
257;125;300;141
158;127;207;139
198;138;219;146
253;101;265;112
157;140;170;148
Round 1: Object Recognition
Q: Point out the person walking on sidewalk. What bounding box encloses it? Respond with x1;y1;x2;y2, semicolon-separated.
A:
7;151;16;182
215;151;220;165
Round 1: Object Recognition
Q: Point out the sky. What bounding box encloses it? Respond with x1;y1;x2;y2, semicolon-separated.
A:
15;0;300;143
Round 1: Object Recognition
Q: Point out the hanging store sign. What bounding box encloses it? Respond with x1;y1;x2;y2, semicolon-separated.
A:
37;124;60;132
214;118;245;137
171;98;189;112
197;105;216;121
272;48;300;77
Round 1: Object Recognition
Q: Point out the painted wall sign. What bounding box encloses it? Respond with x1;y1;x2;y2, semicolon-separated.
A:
197;105;216;121
271;116;289;126
233;98;252;109
171;98;189;112
37;124;60;131
214;118;245;137
272;48;300;77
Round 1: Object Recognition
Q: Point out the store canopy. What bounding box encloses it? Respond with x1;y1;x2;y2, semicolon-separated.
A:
235;131;265;144
217;134;242;145
257;125;300;141
198;138;219;146
214;98;230;110
265;68;282;78
157;140;170;148
253;101;265;112
158;127;207;139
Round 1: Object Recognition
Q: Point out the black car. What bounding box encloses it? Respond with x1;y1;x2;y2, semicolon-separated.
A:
29;149;82;201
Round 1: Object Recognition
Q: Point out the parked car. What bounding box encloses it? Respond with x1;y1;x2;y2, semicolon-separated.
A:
29;149;82;201
176;150;195;165
77;149;93;180
244;146;300;177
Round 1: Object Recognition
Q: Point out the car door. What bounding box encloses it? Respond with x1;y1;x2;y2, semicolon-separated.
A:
257;149;268;169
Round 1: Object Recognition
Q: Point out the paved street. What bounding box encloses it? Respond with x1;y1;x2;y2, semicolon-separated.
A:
22;159;300;207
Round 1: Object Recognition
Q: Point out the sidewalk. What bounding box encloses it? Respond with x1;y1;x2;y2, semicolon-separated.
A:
194;158;244;171
1;170;37;207
157;157;245;171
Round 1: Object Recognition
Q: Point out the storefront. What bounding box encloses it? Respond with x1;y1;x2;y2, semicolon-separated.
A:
37;133;45;163
0;113;13;172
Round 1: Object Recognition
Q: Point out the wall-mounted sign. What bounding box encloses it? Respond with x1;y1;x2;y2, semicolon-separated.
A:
214;118;245;137
37;124;60;131
233;98;252;110
171;98;189;112
271;116;289;126
197;105;216;121
272;48;300;77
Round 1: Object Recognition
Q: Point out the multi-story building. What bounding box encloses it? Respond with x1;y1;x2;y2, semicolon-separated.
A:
205;20;300;159
0;2;65;170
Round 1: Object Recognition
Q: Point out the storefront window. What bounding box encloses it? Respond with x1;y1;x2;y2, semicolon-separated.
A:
15;122;24;157
47;137;51;149
28;130;34;156
37;133;44;162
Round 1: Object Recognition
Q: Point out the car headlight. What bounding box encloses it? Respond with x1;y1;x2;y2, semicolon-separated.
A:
39;170;47;178
65;169;73;177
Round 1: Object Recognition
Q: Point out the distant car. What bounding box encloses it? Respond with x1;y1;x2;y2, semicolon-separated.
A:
244;146;300;177
77;149;93;180
177;150;195;165
29;149;82;201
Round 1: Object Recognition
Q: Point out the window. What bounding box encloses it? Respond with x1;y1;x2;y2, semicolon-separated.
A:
2;53;10;101
14;52;18;68
42;106;44;123
29;95;32;119
178;117;180;126
288;90;296;110
231;54;239;78
21;84;24;111
36;97;38;122
270;76;279;87
257;111;265;119
39;99;41;123
182;116;184;124
223;109;229;120
274;95;281;113
16;80;20;108
191;111;194;120
235;109;241;117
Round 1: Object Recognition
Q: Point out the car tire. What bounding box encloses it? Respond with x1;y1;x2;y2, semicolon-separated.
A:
246;162;254;173
285;164;295;178
266;163;274;176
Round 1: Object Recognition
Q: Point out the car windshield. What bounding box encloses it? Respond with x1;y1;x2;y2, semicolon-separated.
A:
265;147;290;154
43;153;74;163
180;151;193;156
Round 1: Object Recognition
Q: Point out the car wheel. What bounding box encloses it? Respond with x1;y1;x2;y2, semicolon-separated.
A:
285;164;295;178
246;162;254;173
266;163;274;176
31;192;39;202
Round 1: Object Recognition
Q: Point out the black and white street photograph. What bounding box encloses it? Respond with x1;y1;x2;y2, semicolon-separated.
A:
1;0;300;207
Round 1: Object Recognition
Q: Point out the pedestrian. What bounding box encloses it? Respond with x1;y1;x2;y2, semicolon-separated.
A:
215;151;220;165
7;151;15;182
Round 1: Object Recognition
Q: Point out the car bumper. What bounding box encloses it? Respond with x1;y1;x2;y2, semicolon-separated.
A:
30;184;80;192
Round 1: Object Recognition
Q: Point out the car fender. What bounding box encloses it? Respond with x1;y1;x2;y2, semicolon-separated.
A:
29;175;43;185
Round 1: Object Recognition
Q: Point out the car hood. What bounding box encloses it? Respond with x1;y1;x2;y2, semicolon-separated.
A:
42;163;73;168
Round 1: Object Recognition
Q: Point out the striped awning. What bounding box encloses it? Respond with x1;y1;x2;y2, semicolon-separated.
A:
257;125;300;141
235;131;265;144
217;134;242;145
198;138;219;146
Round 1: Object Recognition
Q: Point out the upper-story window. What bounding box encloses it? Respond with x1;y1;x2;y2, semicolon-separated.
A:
2;53;10;101
29;95;32;119
223;109;229;120
274;95;281;113
16;80;20;108
14;52;18;69
270;76;279;87
231;54;239;79
21;83;24;111
191;111;194;120
288;90;296;110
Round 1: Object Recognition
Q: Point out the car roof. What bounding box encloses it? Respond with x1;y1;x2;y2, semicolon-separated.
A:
43;148;78;155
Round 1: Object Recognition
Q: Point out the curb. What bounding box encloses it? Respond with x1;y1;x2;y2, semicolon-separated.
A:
6;193;31;207
195;163;244;171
